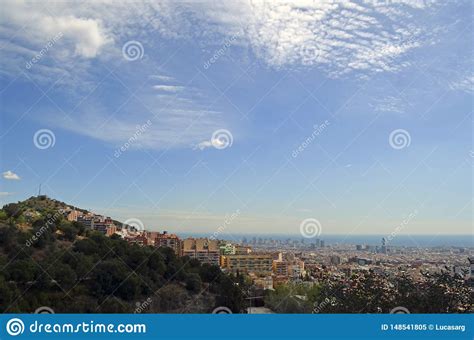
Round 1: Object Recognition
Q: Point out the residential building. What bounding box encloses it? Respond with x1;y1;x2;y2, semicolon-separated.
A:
154;231;181;255
288;260;305;279
273;260;288;276
235;245;252;255
182;238;219;265
252;275;273;290
220;254;273;274
77;216;93;229
66;209;82;222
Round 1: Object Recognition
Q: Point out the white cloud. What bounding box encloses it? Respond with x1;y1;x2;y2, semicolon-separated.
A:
193;137;227;150
149;75;175;82
0;0;462;80
1;2;111;59
151;0;436;76
45;78;225;150
1;0;469;151
42;15;110;58
194;140;213;150
153;85;184;92
0;192;14;197
449;75;474;94
3;170;20;180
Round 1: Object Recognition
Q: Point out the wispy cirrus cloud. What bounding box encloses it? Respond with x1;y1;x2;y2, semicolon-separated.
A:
1;0;456;79
1;0;471;151
152;85;185;92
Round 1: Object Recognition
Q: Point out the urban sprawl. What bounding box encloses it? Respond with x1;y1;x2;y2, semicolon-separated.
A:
60;206;474;296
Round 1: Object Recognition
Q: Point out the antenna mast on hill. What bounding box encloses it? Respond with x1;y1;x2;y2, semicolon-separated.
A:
38;184;42;196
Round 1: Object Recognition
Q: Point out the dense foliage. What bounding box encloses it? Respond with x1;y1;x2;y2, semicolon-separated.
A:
265;270;473;313
0;197;247;313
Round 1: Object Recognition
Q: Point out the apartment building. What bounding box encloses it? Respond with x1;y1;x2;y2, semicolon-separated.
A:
182;238;219;265
154;231;181;255
220;254;273;274
272;260;288;276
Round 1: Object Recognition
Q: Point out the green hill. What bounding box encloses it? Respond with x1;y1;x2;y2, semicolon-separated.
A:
0;196;247;313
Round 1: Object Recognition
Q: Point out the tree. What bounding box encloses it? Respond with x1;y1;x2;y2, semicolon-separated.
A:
2;203;23;220
6;259;37;282
59;224;78;242
50;263;77;289
185;273;202;293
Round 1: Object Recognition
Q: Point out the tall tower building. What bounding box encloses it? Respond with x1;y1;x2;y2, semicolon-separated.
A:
381;238;387;254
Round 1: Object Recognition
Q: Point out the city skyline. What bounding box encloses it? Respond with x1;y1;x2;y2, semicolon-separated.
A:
1;1;472;237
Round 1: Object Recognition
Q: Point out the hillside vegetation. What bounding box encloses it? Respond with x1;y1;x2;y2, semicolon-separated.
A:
0;196;247;313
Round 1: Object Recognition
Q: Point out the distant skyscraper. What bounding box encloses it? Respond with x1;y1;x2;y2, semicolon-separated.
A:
381;238;387;254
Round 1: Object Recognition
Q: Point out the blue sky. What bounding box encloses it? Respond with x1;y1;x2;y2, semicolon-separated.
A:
0;0;472;238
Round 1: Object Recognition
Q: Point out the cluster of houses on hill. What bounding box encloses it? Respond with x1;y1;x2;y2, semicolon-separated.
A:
59;206;307;291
